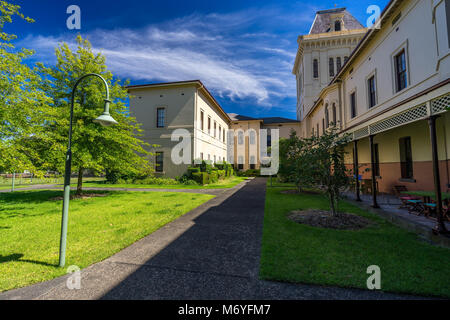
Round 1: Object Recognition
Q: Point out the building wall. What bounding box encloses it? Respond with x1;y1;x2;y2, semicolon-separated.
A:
194;91;229;164
129;84;231;178
129;84;197;178
296;0;450;194
342;0;447;130
348;114;450;194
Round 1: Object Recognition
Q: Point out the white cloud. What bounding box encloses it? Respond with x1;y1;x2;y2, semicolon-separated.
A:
19;7;307;109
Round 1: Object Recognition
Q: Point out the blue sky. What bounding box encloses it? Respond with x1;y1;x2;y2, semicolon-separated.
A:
9;0;389;119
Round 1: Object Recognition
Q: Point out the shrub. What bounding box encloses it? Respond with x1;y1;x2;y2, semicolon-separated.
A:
217;170;226;179
192;172;209;185
187;167;201;178
210;171;218;183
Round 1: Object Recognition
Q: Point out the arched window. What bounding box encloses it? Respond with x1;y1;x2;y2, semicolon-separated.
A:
335;20;341;31
313;59;319;78
332;103;337;125
238;131;244;145
336;57;342;71
325;104;329;128
329;58;334;77
249;130;256;145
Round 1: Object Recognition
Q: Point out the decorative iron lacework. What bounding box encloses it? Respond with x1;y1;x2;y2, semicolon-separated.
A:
369;104;428;135
431;93;450;114
350;93;449;141
353;127;369;140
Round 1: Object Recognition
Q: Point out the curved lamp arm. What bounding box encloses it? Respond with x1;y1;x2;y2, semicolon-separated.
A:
67;73;112;150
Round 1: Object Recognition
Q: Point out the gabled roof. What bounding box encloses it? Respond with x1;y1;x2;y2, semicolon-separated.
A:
309;7;364;34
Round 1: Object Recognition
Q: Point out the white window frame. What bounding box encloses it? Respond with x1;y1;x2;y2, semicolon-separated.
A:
390;40;410;95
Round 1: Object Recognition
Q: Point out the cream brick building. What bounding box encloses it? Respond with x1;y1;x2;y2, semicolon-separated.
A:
292;0;450;231
128;81;301;177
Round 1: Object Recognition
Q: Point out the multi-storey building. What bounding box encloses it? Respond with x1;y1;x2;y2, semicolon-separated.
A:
293;0;450;231
128;81;301;177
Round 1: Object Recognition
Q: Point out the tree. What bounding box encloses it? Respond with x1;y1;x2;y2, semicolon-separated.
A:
278;128;351;216
279;130;314;193
0;1;50;174
37;35;152;194
306;127;351;215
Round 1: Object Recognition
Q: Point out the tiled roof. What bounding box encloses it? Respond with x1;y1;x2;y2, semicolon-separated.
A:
309;7;364;34
228;114;299;124
261;117;300;124
228;113;259;121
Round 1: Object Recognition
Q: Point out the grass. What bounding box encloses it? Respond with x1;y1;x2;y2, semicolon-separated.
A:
0;190;214;292
260;186;450;298
78;176;249;190
0;177;103;190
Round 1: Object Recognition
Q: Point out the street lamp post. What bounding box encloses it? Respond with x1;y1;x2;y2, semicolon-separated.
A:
59;73;118;268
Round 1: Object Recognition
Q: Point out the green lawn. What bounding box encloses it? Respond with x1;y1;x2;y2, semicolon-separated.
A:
0;190;214;292
0;177;104;191
260;187;450;298
78;176;249;190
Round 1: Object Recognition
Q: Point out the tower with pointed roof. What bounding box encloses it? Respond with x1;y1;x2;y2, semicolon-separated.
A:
292;7;367;133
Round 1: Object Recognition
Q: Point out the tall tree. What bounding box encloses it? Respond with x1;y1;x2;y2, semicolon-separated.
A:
37;35;152;194
0;1;50;174
307;128;351;215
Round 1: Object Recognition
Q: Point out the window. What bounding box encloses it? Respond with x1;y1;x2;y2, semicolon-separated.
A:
373;144;380;176
157;108;165;128
249;130;256;145
238;131;244;145
329;58;334;77
311;127;315;136
238;156;244;170
399;137;413;179
395;49;407;92
350;92;357;118
368;75;377;108
200;110;204;131
313;59;319;78
322;118;325;134
214;155;216;163
223;129;226;143
200;152;204;160
155;152;164;172
208;117;211;135
267;131;272;147
336;57;342;71
332;103;337;125
325;104;329;128
250;156;256;170
335;20;341;31
344;56;349;64
214;121;217;138
316;123;319;136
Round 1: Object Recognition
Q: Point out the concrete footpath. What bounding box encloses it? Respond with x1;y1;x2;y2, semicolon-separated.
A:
0;178;420;300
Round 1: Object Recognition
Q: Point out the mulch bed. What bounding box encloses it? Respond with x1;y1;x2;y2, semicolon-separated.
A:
50;193;109;201
287;209;372;230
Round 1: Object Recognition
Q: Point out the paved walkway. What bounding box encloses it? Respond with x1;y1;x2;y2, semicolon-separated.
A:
1;178;421;300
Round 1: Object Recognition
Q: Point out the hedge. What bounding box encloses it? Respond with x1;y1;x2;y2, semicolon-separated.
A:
192;172;209;185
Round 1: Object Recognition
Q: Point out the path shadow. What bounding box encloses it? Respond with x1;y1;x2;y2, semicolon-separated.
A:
0;253;57;267
100;178;266;300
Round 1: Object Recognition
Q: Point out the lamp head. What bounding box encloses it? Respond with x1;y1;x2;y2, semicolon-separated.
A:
93;99;118;127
